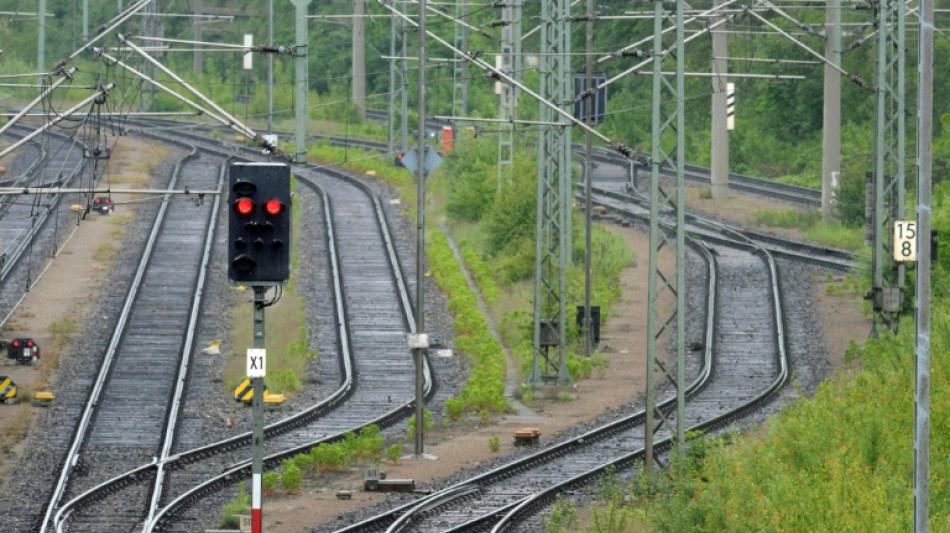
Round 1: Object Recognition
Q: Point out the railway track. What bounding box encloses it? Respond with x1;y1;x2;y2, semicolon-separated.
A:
0;116;856;532
31;145;224;532
11;122;441;533
0;124;89;299
308;170;801;533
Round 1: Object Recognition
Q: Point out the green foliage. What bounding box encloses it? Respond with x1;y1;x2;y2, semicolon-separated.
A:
445;397;465;421
479;409;490;424
752;208;821;229
407;409;434;441
542;495;578;533
488;434;500;453
385;444;402;465
262;472;279;495
429;230;508;414
631;303;950;532
460;246;500;304
219;481;251;528
268;368;302;394
280;464;302;493
751;208;866;251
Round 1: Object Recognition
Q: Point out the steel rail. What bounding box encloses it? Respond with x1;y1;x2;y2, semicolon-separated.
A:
485;221;790;533
42;122;434;532
39;145;203;532
329;234;716;533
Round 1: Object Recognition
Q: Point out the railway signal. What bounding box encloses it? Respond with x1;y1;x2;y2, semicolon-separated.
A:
228;162;292;284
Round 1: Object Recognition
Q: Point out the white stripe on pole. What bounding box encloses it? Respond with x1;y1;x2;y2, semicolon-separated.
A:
252;473;261;507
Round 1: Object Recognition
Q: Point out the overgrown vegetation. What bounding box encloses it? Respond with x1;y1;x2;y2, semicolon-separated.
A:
221;425;384;500
538;181;950;532
434;137;634;413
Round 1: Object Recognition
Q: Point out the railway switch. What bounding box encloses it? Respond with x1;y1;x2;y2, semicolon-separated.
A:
228;162;292;284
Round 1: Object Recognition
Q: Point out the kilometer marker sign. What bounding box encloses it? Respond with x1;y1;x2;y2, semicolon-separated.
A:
893;220;917;262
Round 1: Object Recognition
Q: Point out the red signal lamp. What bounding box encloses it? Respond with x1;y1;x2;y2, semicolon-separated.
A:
264;199;282;216
235;198;254;215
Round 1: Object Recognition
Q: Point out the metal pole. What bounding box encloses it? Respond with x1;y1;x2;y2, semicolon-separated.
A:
400;2;409;153
914;2;933;530
267;0;274;131
251;287;266;533
583;0;593;356
414;0;427;458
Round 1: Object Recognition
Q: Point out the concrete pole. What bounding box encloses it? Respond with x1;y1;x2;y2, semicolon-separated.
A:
352;0;366;117
38;0;46;74
821;0;841;222
193;0;203;75
914;2;933;530
292;0;311;163
710;0;728;199
83;0;88;42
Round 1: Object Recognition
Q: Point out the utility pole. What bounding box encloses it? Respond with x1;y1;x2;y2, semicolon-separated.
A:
821;0;842;223
645;0;686;473
352;0;366;118
710;0;729;199
292;0;311;164
915;3;933;531
526;0;572;391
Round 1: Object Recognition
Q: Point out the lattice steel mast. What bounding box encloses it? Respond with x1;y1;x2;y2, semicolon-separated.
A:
869;0;906;334
527;0;572;389
644;0;686;472
497;0;522;188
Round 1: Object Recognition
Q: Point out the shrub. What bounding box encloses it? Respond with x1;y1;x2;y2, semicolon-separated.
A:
219;481;250;528
262;472;279;495
488;435;500;452
385;444;402;465
280;465;302;493
407;409;434;441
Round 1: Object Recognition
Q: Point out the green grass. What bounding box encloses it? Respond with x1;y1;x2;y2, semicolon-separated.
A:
752;208;867;252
